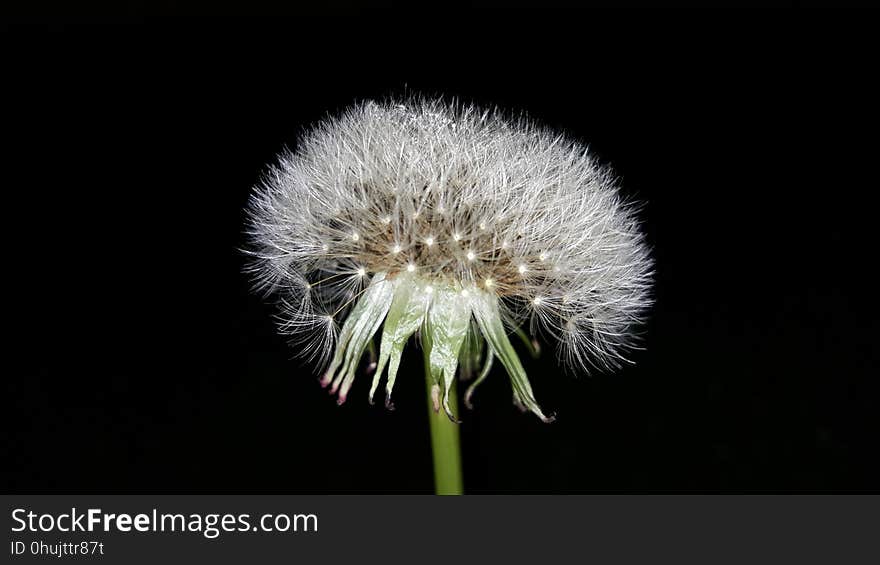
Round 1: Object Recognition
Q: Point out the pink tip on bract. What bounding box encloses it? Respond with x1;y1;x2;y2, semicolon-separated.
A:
430;384;441;413
319;373;332;388
384;394;396;411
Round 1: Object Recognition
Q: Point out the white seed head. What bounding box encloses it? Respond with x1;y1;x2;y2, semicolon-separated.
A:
246;97;653;418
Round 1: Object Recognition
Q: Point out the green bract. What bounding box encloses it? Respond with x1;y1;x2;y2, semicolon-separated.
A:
321;273;553;423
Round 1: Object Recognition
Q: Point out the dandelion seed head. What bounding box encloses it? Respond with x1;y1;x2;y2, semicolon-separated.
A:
246;96;653;418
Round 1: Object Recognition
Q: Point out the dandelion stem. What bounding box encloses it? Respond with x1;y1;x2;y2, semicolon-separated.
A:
423;344;463;495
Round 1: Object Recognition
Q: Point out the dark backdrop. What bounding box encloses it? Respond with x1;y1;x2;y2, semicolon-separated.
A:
4;14;878;492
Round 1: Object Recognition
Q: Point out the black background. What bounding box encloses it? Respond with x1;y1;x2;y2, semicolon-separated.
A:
4;13;878;492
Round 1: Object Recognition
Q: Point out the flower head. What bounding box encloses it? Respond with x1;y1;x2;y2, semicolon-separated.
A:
246;98;653;422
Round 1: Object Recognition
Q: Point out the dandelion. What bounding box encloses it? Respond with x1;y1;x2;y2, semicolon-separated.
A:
245;97;653;491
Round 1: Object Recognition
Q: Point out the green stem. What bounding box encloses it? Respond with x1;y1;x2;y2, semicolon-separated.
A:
423;348;463;495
